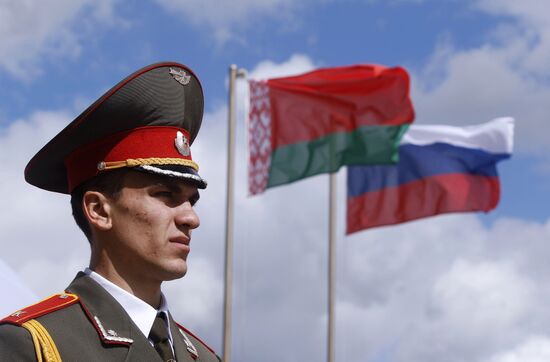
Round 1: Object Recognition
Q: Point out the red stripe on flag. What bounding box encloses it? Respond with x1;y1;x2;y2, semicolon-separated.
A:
346;173;500;233
266;65;414;149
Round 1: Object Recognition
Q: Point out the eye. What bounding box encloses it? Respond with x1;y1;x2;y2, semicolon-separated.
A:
189;192;200;206
153;190;173;198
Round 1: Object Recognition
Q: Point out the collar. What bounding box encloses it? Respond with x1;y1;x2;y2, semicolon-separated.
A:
84;268;173;343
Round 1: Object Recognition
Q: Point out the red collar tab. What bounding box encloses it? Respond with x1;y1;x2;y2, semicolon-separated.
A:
175;321;217;356
64;126;197;192
1;293;79;325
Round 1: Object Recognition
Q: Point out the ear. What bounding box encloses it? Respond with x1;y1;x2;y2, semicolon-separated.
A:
82;191;113;231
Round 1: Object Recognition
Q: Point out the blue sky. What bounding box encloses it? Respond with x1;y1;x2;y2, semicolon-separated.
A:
0;1;511;116
1;1;550;361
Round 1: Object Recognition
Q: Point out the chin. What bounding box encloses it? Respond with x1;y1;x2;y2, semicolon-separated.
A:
170;270;187;280
161;263;187;281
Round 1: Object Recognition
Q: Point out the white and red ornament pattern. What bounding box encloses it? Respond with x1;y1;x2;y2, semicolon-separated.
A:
248;80;272;195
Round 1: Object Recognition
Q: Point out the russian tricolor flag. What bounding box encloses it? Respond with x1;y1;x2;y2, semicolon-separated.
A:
347;117;514;234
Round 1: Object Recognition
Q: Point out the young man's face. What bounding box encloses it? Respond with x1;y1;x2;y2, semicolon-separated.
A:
104;171;200;284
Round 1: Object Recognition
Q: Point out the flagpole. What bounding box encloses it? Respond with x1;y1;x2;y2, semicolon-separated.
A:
223;64;238;362
223;64;247;362
328;172;337;362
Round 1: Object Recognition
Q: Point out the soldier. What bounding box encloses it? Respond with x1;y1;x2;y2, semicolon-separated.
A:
0;62;220;362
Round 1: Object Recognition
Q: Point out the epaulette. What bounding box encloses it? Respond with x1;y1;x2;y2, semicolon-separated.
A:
175;321;217;355
0;293;79;326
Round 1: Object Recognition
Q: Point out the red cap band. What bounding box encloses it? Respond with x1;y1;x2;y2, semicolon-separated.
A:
64;126;196;192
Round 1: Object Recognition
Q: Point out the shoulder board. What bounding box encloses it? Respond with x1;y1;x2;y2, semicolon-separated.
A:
0;292;79;326
175;322;217;355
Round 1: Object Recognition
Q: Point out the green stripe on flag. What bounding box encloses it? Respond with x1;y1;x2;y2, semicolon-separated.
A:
267;124;408;189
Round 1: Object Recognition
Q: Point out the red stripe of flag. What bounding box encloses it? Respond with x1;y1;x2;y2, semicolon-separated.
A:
347;173;500;233
266;64;414;149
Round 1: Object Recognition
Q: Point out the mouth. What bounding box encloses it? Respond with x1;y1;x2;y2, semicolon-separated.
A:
169;236;191;253
169;235;190;245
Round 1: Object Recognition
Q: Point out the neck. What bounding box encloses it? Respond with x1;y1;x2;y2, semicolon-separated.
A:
90;250;162;308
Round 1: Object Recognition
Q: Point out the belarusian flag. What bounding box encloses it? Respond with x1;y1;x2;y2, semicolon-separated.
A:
248;64;415;195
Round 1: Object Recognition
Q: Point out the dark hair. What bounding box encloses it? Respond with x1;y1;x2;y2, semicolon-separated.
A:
70;169;127;242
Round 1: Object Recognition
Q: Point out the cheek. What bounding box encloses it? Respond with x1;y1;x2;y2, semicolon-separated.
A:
131;210;153;227
129;209;169;244
130;211;155;239
114;203;151;234
113;198;172;248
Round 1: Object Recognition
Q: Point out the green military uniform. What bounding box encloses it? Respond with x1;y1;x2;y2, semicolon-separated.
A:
0;273;220;361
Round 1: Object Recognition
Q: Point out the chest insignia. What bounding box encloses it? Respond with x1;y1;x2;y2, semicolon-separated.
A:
179;328;199;360
93;316;133;344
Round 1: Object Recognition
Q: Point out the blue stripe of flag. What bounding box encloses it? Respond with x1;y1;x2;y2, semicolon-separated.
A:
348;143;510;198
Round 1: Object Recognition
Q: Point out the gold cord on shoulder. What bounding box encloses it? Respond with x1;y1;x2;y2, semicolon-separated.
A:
21;319;62;362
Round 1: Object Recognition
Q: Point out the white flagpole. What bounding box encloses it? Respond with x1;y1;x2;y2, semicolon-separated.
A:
328;172;337;362
222;64;237;362
223;64;246;362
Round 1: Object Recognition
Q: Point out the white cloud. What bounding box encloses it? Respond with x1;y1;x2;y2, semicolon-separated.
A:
0;110;90;298
477;0;550;77
432;259;534;335
0;0;120;79
336;216;550;362
154;0;316;45
412;0;550;157
485;336;550;362
0;260;36;316
247;54;316;80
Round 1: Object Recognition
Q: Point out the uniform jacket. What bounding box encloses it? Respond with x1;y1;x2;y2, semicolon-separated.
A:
0;272;220;362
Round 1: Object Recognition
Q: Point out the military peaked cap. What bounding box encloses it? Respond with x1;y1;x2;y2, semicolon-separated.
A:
25;62;207;193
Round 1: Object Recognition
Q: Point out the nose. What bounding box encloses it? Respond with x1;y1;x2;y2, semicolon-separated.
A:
175;202;200;230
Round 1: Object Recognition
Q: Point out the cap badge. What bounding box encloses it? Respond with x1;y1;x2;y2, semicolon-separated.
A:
169;67;191;85
175;131;191;156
